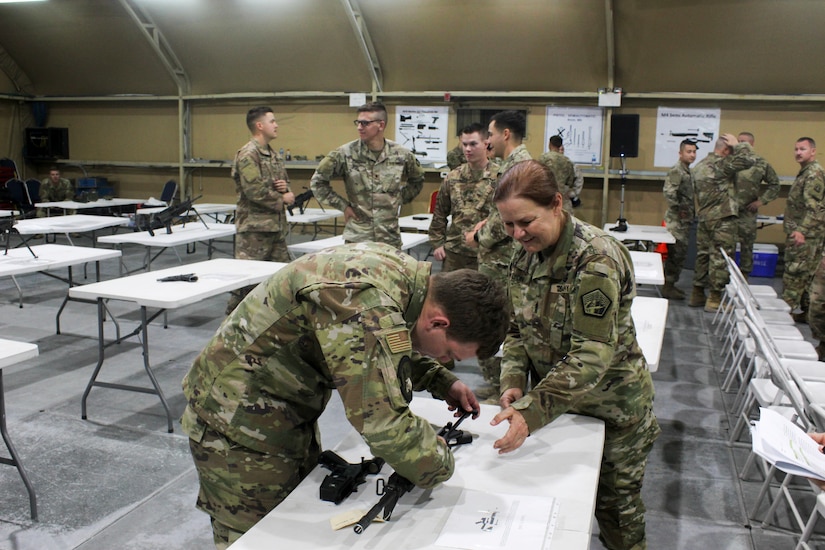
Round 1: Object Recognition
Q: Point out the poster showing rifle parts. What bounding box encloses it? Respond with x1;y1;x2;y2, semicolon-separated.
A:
395;106;449;165
654;106;720;167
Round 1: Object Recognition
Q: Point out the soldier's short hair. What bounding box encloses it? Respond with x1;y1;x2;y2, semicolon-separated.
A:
494;160;561;209
246;106;273;132
357;102;388;122
679;139;697;152
548;135;563;149
490;110;526;141
738;131;755;144
460;122;488;139
798;136;817;148
429;269;509;360
714;137;732;155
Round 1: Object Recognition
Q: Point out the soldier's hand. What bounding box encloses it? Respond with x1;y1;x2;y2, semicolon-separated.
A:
273;179;289;193
721;133;739;147
445;380;480;419
464;230;478;248
791;231;806;246
809;433;825;489
433;246;446;261
282;191;295;206
747;200;762;213
344;206;359;223
499;388;523;408
490;407;529;454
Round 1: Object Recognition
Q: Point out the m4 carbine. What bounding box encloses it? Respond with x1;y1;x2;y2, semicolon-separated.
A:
317;450;385;505
138;195;204;236
287;189;314;216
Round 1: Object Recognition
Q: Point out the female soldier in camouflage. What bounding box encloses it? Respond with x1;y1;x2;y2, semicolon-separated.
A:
489;160;660;550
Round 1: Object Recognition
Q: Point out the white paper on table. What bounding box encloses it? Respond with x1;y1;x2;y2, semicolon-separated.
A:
434;489;558;550
751;407;825;481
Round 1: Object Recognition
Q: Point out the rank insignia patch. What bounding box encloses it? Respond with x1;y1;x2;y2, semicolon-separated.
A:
581;289;611;317
386;329;412;354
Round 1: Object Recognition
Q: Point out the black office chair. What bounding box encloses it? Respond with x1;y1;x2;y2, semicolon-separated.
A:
160;180;177;205
24;179;41;205
5;179;33;213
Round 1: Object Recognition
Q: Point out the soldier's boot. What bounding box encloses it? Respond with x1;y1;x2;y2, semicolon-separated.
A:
792;310;809;324
688;286;706;307
817;342;825;362
704;290;723;313
661;282;685;300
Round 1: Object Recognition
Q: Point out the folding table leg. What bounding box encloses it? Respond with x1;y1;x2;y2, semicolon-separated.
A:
0;372;38;521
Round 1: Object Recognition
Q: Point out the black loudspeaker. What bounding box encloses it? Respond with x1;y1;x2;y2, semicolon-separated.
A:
609;114;639;158
24;127;69;159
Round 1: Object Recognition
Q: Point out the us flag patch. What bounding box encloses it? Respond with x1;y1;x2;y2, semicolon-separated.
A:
386;329;412;353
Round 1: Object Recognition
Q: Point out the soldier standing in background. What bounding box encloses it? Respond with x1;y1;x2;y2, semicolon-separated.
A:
690;133;755;312
180;242;509;548
734;132;780;276
661;139;697;300
446;139;467;171
428;123;499;272
543;135;583;211
782;137;825;321
464;110;532;400
310;102;424;249
225;106;294;315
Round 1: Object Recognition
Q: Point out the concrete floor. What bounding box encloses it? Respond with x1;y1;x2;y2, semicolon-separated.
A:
0;225;823;549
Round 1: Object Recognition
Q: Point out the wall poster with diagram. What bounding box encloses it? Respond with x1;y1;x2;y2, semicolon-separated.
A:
544;106;605;165
395;106;449;165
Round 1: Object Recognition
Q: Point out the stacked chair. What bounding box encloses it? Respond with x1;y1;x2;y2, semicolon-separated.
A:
714;248;825;540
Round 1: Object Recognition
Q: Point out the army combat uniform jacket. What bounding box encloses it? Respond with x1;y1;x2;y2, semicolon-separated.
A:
310;139;424;249
477;144;532;276
537;150;577;212
428;161;499;259
694;142;755;223
662;161;695;241
735;155;780;213
500;214;657;433
784;160;825;240
232;138;290;234
39;177;74;202
181;243;457;489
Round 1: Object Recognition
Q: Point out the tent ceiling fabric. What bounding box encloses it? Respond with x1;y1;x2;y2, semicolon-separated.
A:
0;0;823;98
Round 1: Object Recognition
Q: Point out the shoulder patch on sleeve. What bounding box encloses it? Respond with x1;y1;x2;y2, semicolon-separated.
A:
581;289;612;317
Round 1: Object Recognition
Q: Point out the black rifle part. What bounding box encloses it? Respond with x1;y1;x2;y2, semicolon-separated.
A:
437;409;477;448
286;188;315;216
138;195;206;236
317;450;385;505
0;212;38;258
156;273;198;282
353;472;415;534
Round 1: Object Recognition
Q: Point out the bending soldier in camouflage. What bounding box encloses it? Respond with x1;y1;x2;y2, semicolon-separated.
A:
491;161;660;550
782;137;825;319
310;102;424;249
181;242;509;548
429;123;499;272
661;139;697;299
226;106;295;314
690;134;755;312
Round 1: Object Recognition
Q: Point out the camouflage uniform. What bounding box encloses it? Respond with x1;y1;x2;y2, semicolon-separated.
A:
537;150;577;211
310;139;424;249
181;243;459;546
446;143;467;171
477;144;532;390
662;160;694;285
501;213;660;550
734;157;780;275
428;160;499;272
226;138;292;314
38;177;75;217
782;160;825;310
807;255;825;359
692;143;755;293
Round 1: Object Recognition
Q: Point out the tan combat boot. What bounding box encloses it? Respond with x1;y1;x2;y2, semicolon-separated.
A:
816;342;825;361
704;290;723;313
688;286;706;307
661;282;685;300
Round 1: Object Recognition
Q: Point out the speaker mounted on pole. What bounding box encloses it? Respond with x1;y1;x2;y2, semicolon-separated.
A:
609;114;639;158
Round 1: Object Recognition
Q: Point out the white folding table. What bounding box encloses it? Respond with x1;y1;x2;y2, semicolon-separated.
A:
603;223;675;251
231;397;605;550
35;197;145;215
629;250;665;287
288;233;430;257
0;339;39;520
13;214;131;246
68;258;287;432
631;296;669;372
97;222;236;273
136;202;237;224
287;207;343;240
0;244;121;315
